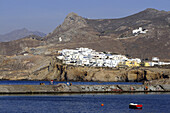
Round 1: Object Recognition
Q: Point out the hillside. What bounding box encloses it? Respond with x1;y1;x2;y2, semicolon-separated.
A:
0;35;43;55
0;8;169;59
44;8;170;59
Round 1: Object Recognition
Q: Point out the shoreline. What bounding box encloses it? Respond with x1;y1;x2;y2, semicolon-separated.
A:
0;84;169;94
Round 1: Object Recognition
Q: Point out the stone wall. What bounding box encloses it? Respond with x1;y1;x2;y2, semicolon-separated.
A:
0;83;168;94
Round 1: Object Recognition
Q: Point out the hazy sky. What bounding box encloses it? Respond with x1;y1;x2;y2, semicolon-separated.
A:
0;0;170;34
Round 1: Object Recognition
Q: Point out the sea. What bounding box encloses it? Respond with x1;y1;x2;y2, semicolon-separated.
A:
0;80;142;85
0;81;169;113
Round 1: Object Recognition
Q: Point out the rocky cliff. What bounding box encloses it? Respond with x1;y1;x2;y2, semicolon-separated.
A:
1;55;169;83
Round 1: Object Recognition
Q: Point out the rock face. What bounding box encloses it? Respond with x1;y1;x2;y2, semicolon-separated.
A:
0;55;169;83
28;57;170;82
44;12;98;44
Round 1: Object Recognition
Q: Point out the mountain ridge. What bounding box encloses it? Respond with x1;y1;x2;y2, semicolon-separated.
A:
0;8;170;59
0;28;46;42
44;8;170;59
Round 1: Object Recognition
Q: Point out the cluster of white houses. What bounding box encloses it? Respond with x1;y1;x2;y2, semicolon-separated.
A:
58;48;127;67
149;57;170;66
57;48;170;68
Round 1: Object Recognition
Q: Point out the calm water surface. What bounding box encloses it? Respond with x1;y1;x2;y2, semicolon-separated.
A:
0;93;170;113
0;80;142;85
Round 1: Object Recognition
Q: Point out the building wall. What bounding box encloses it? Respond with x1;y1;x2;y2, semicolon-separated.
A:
144;62;150;67
124;61;140;67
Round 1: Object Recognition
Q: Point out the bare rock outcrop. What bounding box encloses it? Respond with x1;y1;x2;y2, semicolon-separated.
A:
44;12;96;43
0;55;169;83
28;58;169;82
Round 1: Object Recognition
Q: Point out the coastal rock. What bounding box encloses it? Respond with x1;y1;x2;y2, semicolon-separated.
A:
127;70;143;81
0;55;169;83
145;70;161;80
53;83;69;91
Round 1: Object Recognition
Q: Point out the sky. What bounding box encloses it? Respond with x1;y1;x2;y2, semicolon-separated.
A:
0;0;170;34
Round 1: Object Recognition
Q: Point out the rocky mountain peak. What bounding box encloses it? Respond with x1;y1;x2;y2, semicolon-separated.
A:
144;8;159;12
62;12;88;29
66;12;79;18
45;12;88;42
142;8;169;17
144;8;170;14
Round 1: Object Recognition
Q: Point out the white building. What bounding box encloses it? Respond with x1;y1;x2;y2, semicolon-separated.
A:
132;27;148;35
128;58;141;63
152;57;159;62
149;57;170;66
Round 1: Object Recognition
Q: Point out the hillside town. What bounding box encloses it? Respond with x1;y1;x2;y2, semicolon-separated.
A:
57;47;170;68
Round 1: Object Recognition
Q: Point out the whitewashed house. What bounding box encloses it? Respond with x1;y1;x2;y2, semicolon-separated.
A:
132;27;148;35
128;58;141;63
96;59;104;67
152;57;159;62
57;55;64;60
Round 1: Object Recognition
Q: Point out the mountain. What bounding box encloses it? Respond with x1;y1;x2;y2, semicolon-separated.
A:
0;28;46;42
0;8;170;59
44;8;170;59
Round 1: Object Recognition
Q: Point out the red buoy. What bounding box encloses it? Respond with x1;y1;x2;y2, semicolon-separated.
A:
101;104;104;106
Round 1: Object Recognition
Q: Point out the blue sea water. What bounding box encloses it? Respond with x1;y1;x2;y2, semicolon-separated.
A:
0;81;168;113
0;93;170;113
